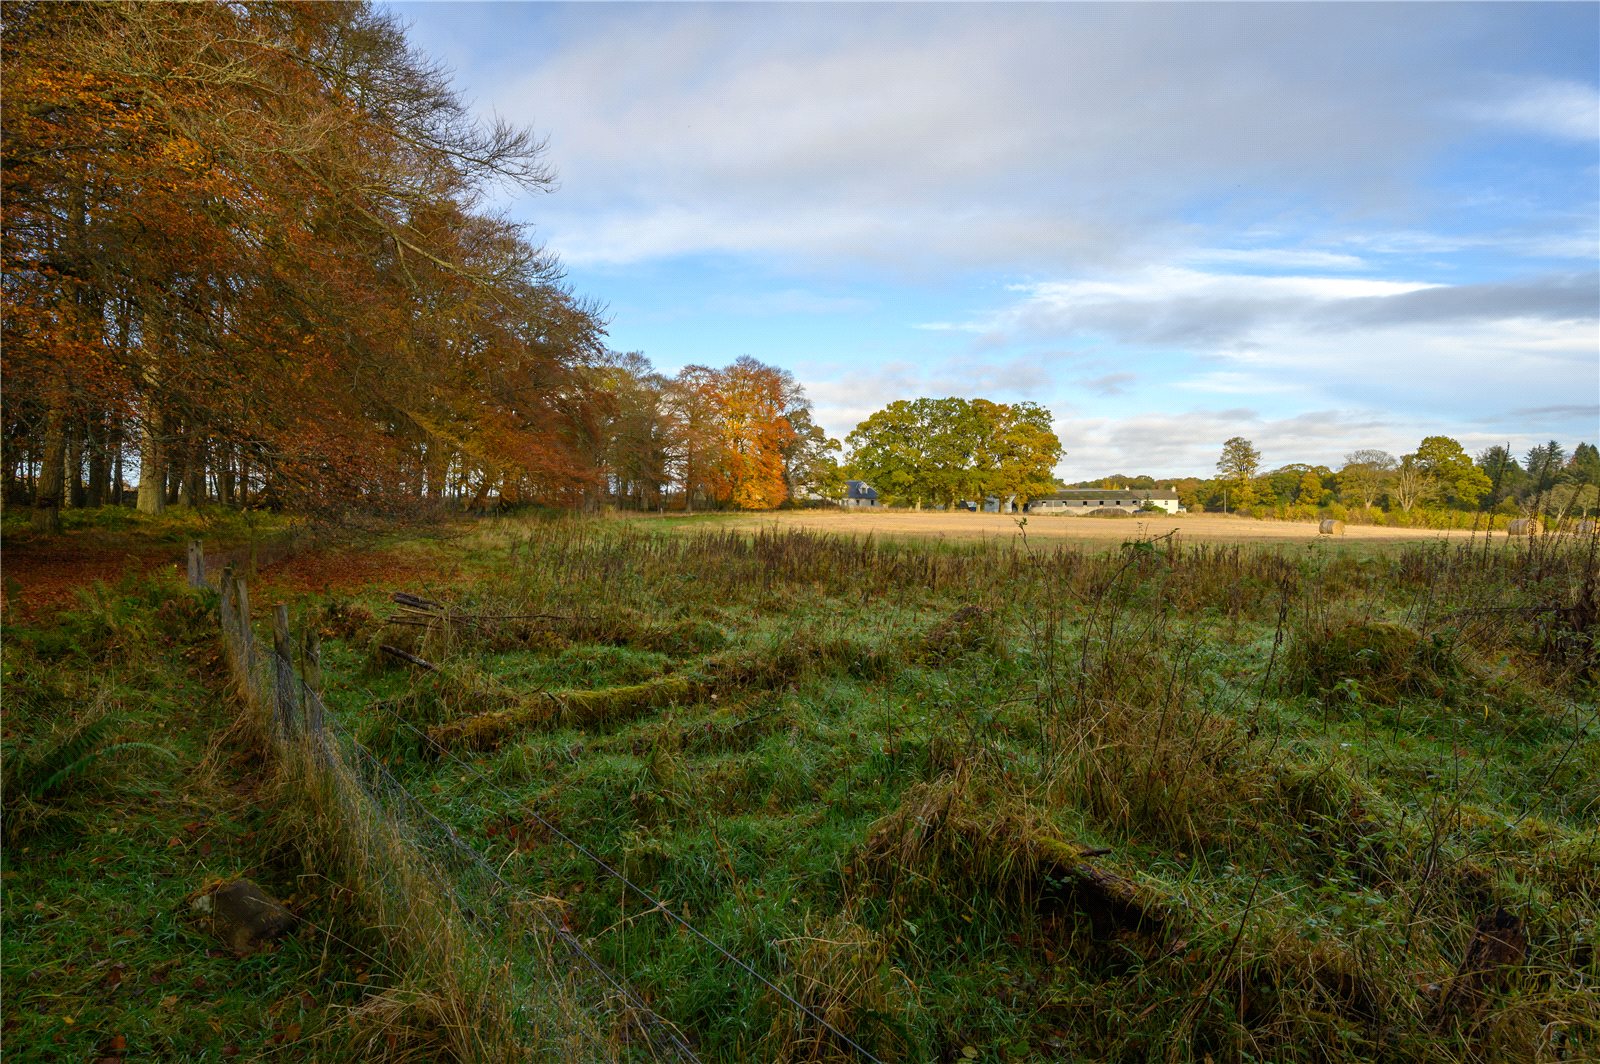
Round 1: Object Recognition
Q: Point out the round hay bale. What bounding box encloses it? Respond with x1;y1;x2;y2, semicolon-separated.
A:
1507;518;1543;536
1318;519;1346;536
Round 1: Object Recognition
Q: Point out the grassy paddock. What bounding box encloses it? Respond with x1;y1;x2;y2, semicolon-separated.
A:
293;518;1598;1062
0;570;383;1061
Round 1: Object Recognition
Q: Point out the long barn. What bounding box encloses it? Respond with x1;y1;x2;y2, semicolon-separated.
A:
1025;489;1183;515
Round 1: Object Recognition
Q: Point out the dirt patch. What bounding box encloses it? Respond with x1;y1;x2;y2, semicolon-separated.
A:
253;546;456;600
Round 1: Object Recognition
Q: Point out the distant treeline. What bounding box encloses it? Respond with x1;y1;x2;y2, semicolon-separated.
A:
1071;436;1600;524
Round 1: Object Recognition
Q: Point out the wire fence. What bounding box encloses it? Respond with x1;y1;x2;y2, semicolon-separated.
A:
193;537;887;1064
201;542;699;1062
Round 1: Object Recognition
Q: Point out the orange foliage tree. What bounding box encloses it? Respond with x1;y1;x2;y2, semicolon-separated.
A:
2;2;606;527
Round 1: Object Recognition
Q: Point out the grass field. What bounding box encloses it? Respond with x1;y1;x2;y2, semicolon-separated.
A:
6;515;1597;1062
312;518;1596;1062
703;508;1515;546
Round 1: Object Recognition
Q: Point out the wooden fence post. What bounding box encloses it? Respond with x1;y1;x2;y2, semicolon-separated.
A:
272;604;297;738
300;624;324;742
235;576;255;676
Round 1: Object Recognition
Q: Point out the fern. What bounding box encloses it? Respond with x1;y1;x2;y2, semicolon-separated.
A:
8;715;174;801
32;741;176;797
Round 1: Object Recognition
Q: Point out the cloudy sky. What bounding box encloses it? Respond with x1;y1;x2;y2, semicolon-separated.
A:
390;1;1598;479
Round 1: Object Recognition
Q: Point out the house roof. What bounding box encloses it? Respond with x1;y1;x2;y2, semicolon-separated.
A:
1045;488;1178;501
845;480;878;500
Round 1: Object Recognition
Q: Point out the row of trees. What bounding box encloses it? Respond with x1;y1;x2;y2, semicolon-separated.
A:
3;3;844;527
843;398;1063;509
584;353;841;512
1152;436;1600;518
4;2;608;529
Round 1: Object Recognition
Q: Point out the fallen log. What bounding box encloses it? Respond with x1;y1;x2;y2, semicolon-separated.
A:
378;644;438;671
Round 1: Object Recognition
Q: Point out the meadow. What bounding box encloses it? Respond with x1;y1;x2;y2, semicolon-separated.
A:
321;518;1596;1061
5;515;1596;1062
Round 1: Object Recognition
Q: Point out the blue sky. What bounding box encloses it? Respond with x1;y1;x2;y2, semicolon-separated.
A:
389;1;1598;479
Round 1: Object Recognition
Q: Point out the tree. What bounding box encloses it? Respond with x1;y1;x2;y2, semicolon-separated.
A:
1411;436;1491;509
1338;450;1396;508
1476;444;1523;509
780;407;843;503
846;398;1063;509
1391;456;1431;512
1569;442;1600;487
1525;441;1568;495
1216;437;1261;509
661;357;804;511
842;400;932;507
3;2;605;525
710;356;796;510
1296;469;1328;505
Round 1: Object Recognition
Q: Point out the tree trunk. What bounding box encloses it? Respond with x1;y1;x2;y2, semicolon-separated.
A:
112;419;125;505
218;441;235;506
86;415;108;509
176;438;200;507
66;427;85;509
32;402;68;533
137;404;166;515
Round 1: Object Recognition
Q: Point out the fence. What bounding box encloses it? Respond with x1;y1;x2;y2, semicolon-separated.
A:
187;537;886;1063
194;541;698;1062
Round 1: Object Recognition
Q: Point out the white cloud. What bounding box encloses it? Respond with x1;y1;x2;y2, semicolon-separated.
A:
1469;78;1600;141
1185;248;1368;271
467;4;1541;271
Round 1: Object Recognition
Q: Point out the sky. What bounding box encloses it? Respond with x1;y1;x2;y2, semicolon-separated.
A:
388;1;1599;481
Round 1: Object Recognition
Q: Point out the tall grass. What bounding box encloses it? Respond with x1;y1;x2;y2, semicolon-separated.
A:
313;518;1598;1062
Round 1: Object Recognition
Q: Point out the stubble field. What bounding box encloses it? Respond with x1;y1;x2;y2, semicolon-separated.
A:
708;509;1497;546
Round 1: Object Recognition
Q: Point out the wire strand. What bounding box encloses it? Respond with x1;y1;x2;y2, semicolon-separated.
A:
356;693;887;1064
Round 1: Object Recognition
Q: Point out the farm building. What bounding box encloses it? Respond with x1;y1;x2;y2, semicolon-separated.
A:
841;480;879;508
1025;488;1184;515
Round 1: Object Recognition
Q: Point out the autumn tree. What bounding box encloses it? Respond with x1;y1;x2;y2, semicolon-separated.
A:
1338;450;1396;508
660;357;807;510
1410;436;1491;509
845;398;1062;509
3;2;605;526
1216;437;1261;509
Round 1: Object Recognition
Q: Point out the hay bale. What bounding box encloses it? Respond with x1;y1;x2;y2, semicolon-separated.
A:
1507;518;1543;536
1318;519;1346;536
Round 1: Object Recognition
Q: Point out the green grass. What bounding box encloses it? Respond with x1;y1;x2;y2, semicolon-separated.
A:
291;521;1600;1062
2;503;301;544
10;519;1596;1062
0;571;383;1062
